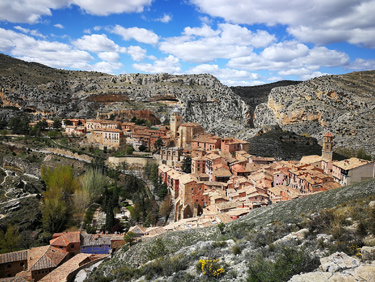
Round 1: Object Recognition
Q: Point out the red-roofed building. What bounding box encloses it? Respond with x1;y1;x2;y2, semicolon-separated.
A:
50;232;81;256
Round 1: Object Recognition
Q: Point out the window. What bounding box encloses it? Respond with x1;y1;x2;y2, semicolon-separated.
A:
71;244;75;248
7;264;11;268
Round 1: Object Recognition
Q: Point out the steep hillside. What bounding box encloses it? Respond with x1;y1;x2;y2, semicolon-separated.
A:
87;179;375;281
1;54;374;157
231;80;301;126
0;54;250;137
253;71;375;157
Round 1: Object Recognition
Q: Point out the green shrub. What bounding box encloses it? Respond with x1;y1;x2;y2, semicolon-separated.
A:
232;244;242;255
248;247;319;282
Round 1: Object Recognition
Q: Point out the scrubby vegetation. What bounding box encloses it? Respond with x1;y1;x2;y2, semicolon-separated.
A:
86;179;375;281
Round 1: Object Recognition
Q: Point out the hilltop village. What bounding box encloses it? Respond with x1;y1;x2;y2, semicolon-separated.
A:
1;107;374;281
61;107;374;230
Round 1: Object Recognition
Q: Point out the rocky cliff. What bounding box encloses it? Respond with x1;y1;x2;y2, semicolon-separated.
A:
1;54;374;157
253;72;375;156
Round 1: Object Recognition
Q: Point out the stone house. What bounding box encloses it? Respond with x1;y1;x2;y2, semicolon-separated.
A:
191;156;206;174
221;138;250;154
191;133;221;151
332;158;375;186
0;250;28;279
50;231;81;256
92;128;123;148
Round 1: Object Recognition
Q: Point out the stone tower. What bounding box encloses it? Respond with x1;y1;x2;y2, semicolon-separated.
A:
170;106;182;140
322;132;333;161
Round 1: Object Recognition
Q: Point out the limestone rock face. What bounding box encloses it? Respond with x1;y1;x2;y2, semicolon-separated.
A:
253;71;375;156
289;251;375;282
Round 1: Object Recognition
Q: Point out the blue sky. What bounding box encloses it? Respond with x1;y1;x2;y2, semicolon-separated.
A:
0;0;374;86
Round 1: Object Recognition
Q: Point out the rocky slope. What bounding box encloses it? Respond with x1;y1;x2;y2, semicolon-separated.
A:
0;54;250;137
86;179;375;281
1;54;374;157
253;72;375;157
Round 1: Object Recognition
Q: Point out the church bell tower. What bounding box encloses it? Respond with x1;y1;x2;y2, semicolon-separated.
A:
322;132;333;161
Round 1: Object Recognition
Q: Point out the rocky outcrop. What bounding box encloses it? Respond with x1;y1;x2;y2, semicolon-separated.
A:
289;251;375;282
253;71;375;156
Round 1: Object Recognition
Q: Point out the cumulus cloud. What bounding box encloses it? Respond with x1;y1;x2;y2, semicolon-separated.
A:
98;52;121;63
228;42;349;71
188;64;260;80
127;46;147;61
132;55;181;74
73;34;126;53
54;23;64;29
159;23;275;63
227;41;350;80
189;0;375;47
0;28;93;69
14;26;46;38
346;58;375;70
0;0;152;23
112;25;159;45
90;61;123;74
155;14;172;23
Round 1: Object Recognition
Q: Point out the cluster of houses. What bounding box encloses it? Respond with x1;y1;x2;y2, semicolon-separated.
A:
157;131;375;227
0;232;124;281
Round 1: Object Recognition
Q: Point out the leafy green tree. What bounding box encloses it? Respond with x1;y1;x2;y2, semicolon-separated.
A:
64;119;73;126
8;115;29;135
125;146;134;155
139;144;147;152
40;165;81;234
181;156;192;173
105;196;115;233
36;119;48;131
53;119;62;129
154;137;163;150
80;168;109;201
0;225;21;253
124;231;136;246
159;193;173;223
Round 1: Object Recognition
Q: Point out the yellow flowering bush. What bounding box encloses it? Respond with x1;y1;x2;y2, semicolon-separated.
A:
198;258;225;278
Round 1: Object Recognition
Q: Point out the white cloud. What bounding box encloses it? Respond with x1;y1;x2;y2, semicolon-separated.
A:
14;26;46;38
90;61;123;74
189;0;375;47
261;41;309;62
183;24;220;37
228;42;349;72
54;23;64;29
221;79;265;86
112;25;159;45
159;23;274;63
127;46;147;61
98;52;120;63
188;64;260;80
0;28;93;69
346;58;375;70
155;13;172;23
300;72;327;81
133;55;181;74
227;42;350;80
73;34;126;53
0;0;153;23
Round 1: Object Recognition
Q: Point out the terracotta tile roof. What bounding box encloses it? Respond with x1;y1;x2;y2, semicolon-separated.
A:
324;132;333;137
300;155;323;164
213;167;232;177
0;250;28;264
0;277;28;282
39;253;108;282
28;246;68;271
50;232;80;247
179;174;195;185
333;157;373;170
